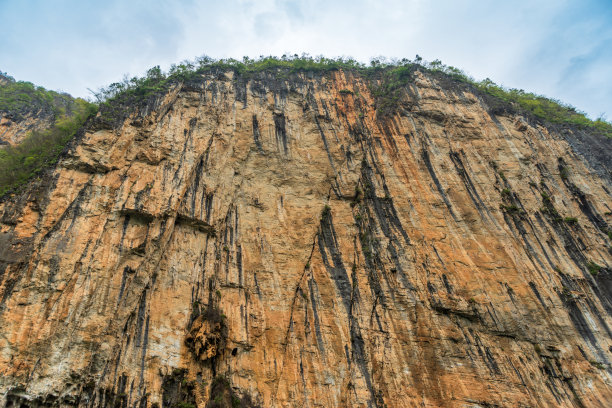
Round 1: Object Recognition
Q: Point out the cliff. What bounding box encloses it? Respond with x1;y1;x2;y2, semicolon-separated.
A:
0;73;80;146
0;66;611;407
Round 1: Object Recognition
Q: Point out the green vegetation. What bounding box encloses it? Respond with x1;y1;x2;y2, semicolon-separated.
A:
500;204;524;215
474;79;612;137
563;217;578;224
589;360;606;370
0;98;97;196
91;56;370;124
539;192;568;223
0;73;77;120
560;285;573;301
90;54;612;136
350;186;363;208
160;367;196;408
368;64;418;116
3;53;609;197
560;166;570;180
586;261;602;276
0;73;97;196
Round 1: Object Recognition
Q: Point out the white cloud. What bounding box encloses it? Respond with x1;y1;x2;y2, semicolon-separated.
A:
0;0;610;118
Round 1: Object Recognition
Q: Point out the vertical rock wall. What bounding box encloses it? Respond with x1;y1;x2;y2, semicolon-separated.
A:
0;69;611;407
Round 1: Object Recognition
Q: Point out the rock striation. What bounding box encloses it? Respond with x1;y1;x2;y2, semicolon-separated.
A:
0;113;53;146
0;67;611;407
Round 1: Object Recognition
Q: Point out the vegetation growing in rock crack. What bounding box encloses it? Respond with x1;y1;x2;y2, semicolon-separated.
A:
321;204;331;219
586;261;602;276
161;368;197;408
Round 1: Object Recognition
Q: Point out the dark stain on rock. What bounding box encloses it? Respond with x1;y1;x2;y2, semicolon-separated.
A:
318;210;352;313
274;112;288;155
308;278;325;356
252;114;264;152
421;148;457;220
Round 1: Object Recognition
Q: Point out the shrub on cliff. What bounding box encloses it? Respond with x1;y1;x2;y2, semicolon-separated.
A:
91;55;612;138
0;98;97;196
0;74;78;121
473;78;611;137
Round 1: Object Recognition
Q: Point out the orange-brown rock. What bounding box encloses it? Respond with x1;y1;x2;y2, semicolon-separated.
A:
0;68;611;407
0;112;54;146
186;308;228;363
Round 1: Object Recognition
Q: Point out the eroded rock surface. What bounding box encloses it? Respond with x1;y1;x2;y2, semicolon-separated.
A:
0;112;54;146
0;68;611;407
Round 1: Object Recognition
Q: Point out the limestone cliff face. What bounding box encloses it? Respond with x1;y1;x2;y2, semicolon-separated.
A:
0;111;54;146
0;68;611;408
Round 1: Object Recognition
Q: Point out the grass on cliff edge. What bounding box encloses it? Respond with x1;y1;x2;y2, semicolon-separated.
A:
0;97;97;196
92;55;612;138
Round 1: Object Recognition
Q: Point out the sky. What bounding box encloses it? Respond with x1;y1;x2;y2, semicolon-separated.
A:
1;0;611;119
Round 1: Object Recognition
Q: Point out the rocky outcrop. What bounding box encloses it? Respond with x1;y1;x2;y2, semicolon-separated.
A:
0;68;611;407
0;73;78;146
0;112;54;146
